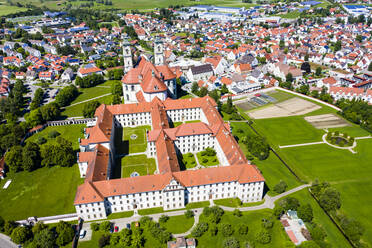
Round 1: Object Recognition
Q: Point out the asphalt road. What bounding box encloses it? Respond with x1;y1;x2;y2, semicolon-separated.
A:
0;233;18;248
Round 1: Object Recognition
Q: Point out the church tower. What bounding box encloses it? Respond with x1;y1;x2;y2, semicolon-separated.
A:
123;38;133;73
154;37;164;66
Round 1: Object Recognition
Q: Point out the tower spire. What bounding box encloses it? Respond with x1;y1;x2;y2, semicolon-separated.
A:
123;37;133;73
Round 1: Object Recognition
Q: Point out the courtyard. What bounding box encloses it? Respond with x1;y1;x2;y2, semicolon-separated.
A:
121;154;156;178
116;125;150;155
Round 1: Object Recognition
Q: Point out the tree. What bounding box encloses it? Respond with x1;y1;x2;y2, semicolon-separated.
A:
334;40;341;52
301;62;311;74
220;223;233;237
279;39;285;49
55;85;78;107
56;224;74;246
112;94;122;105
319;187;341;212
119;228;132;246
111;81;123;96
4;220;17;235
98;234;111;248
279;197;300;211
304;54;309;62
159;215;169;224
220;84;229;94
11;226;32;244
199;87;208;97
83;100;100;118
340;216;364;243
298;204;313;222
223;237;240;248
0;216;4;232
191;222;208;237
236;224;248;235
242;134;270;160
26;108;43;127
233;209;242;217
286;73;293;83
22;141;41;172
255;229;271;244
315;67;322;76
32;228;55;248
5;145;23;172
261;218;274;229
298;241;321;248
32;222;47;234
274;180;287;194
310;224;327;242
40;103;60;121
368;62;372;72
191;82;198;94
99;221;112;232
90;223;100;231
184;210;194;219
131;227;144;248
355;35;363;43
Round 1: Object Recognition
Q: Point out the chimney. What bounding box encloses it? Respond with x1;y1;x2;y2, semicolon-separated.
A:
152;70;155;77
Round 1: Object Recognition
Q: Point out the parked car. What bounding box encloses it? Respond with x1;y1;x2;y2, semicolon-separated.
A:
114;226;119;232
79;229;86;239
126;223;131;229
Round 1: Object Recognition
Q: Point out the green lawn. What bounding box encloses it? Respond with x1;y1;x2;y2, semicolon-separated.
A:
107;211;134;220
0;165;83;220
61;94;113;117
122;125;150;154
160;215;194;234
327;125;370;138
266;90;295;102
281;189;351;247
186;201;210;209
196;209;291;248
138;207;164;215
121;155;156;178
182;153;197;169
214;198;242;208
196;151;219;167
253;116;325;146
26;124;85;150
78;230;105;248
0;4;27;16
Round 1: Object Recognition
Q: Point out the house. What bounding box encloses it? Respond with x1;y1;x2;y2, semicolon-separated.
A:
15;72;26;80
39;71;54;81
281;210;310;246
205;56;228;75
187;64;214;82
271;62;302;82
3;56;23;67
167;237;196;248
77;64;103;78
61;68;74;82
316;77;338;89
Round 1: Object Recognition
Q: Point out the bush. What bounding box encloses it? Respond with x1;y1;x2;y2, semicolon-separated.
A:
191;222;208;237
339;140;345;147
334;131;339;136
255;229;271;244
237;223;248;235
298;204;313;222
98;234;111;248
11;226;31;244
220;223;233;237
348;137;354;145
4;220;17;235
90;223;100;231
185;210;194;219
261;218;274;229
99;221;112;232
202;158;208;163
48;130;60;138
0;216;4;232
159;215;169;224
279;197;300;211
274;180;287;194
233;209;242;217
209;224;218;236
223;237;240;248
37;136;47;145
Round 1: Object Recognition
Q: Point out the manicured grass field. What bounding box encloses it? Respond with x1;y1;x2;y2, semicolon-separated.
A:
122;125;150;153
70;85;112;105
266;90;294;102
281;189;351;247
26;124;85;150
61;94;112;117
327;125;370;137
121;154;156;178
253;116;325;146
0;4;27;16
160;215;194;234
196;209;291;248
0;165;83;220
138;207;163;215
214;197;242;208
196;151;219;167
107;211;134;219
186;201;210;209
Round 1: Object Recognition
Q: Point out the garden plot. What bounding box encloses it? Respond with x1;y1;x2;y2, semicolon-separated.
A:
248;97;321;119
304;114;349;129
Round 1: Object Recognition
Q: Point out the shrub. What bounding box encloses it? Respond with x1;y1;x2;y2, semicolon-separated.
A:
334;131;339;136
11;226;31;244
202;207;212;217
99;221;112;232
4;220;17;235
274;180;287;194
348;137;354;145
298;204;313;222
220;223;233;237
48;130;60;139
261;218;274;229
279;197;300;211
255;229;271;244
223;237;240;248
37;136;47;145
339;140;345;147
201;151;207;156
233;209;242;217
209;224;218;236
202;158;208;163
139;216;152;226
90;223;100;231
185;210;194;219
237;223;248;235
188;153;193;158
191;222;208;237
159;215;169;224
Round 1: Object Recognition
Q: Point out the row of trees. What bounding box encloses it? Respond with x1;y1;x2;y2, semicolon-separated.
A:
75;74;104;88
0;218;75;247
310;180;365;245
5;136;75;173
30;88;44;110
336;99;372;133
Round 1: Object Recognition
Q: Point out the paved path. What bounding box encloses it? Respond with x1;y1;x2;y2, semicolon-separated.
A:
64;93;112;108
279;141;324;148
0;233;18;248
80;184;310;242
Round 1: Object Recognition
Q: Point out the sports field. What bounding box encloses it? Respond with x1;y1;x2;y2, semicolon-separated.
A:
121;154;156;178
249;92;372;246
122;125;151;154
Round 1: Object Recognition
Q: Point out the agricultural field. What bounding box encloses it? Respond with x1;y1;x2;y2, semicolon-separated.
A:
0;4;27;16
121;154;156;178
248;92;372;246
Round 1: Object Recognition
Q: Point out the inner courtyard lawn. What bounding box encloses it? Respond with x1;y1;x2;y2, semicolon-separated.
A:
26;124;85;150
160;215;194;234
122;125;150;154
121;154;156;178
196;151;219;167
0;165;83;220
